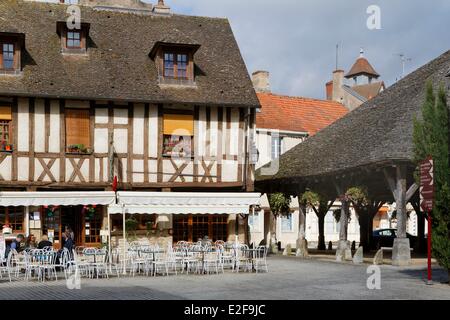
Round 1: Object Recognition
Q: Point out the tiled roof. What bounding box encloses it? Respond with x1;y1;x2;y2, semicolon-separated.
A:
0;0;259;108
351;82;385;100
345;57;380;78
256;93;348;136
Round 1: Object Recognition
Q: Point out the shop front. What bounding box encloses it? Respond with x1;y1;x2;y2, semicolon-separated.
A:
0;191;116;249
108;192;261;254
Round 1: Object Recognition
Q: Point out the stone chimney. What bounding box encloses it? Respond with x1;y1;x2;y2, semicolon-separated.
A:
152;0;171;15
331;69;344;102
252;71;271;93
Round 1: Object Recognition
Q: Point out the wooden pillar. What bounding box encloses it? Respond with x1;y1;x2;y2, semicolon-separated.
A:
339;198;349;242
384;165;417;266
395;165;407;238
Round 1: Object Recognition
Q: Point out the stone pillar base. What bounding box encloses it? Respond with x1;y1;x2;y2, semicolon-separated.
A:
392;238;411;266
336;240;352;262
296;239;309;257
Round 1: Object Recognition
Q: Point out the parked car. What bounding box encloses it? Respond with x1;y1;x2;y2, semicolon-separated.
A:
372;228;417;249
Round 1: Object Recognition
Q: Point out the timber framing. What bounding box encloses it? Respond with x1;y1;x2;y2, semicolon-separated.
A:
0;97;252;191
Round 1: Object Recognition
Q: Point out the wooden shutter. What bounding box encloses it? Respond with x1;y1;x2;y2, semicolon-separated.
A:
65;108;90;148
163;114;194;136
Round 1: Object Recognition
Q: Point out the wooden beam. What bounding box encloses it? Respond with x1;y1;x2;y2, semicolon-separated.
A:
127;103;133;184
11;97;18;181
143;103;149;183
59;100;66;183
89;101;95;183
406;182;419;203
217;107;223;183
28;98;35;182
383;168;397;201
157;104;163;183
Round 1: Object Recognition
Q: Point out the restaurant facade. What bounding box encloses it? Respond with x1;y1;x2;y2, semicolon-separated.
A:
0;0;260;250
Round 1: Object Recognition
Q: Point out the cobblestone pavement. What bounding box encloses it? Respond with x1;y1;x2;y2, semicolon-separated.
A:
0;256;449;300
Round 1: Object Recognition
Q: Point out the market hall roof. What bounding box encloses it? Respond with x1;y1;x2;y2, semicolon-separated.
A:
0;0;259;108
256;50;450;186
256;93;348;136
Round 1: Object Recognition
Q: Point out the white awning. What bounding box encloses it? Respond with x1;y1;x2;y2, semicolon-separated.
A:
110;192;261;215
0;191;116;207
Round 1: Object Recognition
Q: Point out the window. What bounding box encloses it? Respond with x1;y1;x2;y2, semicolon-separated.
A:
67;31;81;48
0;207;25;232
65;108;91;153
281;214;293;232
271;135;282;160
2;43;14;70
163;113;194;157
0;106;12;151
163;53;189;79
111;214;157;232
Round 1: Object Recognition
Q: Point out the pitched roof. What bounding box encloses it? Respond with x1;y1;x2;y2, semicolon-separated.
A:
0;0;259;108
351;81;385;100
256;93;348;136
257;50;450;183
345;57;380;78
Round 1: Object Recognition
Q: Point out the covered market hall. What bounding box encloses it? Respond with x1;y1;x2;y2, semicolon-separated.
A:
256;50;450;266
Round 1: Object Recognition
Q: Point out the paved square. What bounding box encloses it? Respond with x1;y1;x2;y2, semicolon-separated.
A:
1;256;449;300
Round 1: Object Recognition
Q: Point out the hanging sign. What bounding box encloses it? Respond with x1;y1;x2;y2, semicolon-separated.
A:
420;157;434;212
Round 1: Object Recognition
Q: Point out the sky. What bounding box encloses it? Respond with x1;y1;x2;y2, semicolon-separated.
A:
143;0;450;99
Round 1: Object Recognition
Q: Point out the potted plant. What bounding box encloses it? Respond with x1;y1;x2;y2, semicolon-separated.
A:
67;144;88;153
125;218;138;240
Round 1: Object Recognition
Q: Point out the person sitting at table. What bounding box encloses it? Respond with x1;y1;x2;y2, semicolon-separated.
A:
4;234;25;258
38;235;53;249
25;234;37;249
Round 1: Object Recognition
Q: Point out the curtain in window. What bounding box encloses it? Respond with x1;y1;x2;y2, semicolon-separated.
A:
163;114;194;136
65;108;90;148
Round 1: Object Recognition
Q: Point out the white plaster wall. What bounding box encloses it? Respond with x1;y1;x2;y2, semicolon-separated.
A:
0;156;11;180
198;107;206;157
148;159;157;182
17;157;29;181
49;100;60;153
113;128;128;153
230;108;239;155
94;128;108;153
133;104;145;155
209;107;218;157
148;106;158;158
17;98;29;152
282;136;303;153
34;99;45;152
114;108;128;124
95;107;108;124
132;159;144;183
255;131;271;169
221;160;237;182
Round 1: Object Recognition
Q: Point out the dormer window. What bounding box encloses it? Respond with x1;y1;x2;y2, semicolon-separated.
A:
0;33;24;74
164;53;189;79
2;44;14;69
67;30;81;49
150;42;200;86
57;22;90;54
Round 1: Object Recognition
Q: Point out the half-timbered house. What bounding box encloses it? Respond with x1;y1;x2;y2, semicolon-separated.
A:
0;0;260;250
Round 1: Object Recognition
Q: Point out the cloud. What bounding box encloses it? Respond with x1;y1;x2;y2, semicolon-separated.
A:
145;0;450;99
